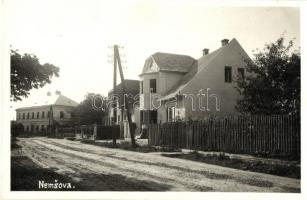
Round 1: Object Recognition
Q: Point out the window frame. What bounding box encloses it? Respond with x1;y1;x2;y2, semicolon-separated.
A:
225;66;232;83
149;79;157;93
167;107;176;122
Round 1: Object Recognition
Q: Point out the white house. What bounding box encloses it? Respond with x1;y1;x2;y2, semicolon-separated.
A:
139;38;251;124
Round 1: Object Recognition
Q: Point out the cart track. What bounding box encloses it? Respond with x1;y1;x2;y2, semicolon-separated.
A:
17;137;300;192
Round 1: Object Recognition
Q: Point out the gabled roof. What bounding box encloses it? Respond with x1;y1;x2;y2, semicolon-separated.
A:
16;94;78;110
53;94;79;106
141;52;196;74
161;42;226;100
161;38;250;100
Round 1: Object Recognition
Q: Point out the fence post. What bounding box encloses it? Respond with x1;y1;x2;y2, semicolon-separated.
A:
81;126;84;139
93;124;97;140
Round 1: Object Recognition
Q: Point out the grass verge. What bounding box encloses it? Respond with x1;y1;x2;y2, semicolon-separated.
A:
162;151;300;179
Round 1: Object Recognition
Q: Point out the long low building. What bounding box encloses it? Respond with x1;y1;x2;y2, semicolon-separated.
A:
15;93;79;133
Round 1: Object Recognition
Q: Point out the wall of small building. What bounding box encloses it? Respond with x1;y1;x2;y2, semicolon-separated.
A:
16;105;76;133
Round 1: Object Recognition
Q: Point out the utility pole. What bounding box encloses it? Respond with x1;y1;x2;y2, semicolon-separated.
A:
113;45;136;147
112;45;117;147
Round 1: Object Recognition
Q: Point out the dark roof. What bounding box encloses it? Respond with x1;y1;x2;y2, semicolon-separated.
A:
108;79;139;106
142;52;196;74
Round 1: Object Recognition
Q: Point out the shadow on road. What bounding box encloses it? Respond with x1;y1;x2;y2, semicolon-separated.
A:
11;155;171;191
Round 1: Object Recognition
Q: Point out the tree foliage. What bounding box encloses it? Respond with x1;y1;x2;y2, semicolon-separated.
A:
236;37;300;115
74;93;107;125
10;49;60;101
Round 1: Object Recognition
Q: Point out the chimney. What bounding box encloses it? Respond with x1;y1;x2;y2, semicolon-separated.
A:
221;39;229;46
202;48;209;56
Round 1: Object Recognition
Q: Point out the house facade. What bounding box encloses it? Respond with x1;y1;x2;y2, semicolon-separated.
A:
107;79;140;138
15;93;78;134
139;38;251;124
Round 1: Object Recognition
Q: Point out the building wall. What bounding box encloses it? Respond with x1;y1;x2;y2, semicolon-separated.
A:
157;40;251;122
140;65;186;124
16;105;76;133
158;71;185;96
181;40;250;120
139;72;159;110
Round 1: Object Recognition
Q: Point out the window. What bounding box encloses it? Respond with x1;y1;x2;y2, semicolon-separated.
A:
18;113;21;120
27;113;30;119
150;79;156;93
238;68;245;81
167;107;175;122
140;81;144;94
47;111;50;118
22;113;25;119
26;126;29;132
42;111;45;118
32;112;35;119
37;112;40;119
225;66;232;83
60;111;65;119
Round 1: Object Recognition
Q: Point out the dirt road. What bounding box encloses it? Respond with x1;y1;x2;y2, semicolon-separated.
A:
16;137;300;192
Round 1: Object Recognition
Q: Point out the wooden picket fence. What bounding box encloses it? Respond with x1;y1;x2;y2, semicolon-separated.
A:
148;115;300;159
96;125;120;140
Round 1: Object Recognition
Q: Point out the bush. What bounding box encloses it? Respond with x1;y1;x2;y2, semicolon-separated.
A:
11;122;24;137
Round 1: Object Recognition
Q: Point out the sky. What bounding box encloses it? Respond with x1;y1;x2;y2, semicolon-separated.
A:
5;0;300;120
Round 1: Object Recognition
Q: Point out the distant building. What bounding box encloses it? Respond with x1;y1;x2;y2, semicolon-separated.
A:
107;79;140;138
139;38;251;124
15;94;79;134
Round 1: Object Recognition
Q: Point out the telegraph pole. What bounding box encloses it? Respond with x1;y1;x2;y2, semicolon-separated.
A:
112;45;117;147
112;45;136;147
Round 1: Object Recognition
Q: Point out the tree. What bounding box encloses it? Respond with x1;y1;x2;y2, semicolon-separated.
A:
74;93;107;125
10;49;60;101
236;37;300;115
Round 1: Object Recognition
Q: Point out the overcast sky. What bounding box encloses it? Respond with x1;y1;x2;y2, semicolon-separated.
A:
6;0;300;119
